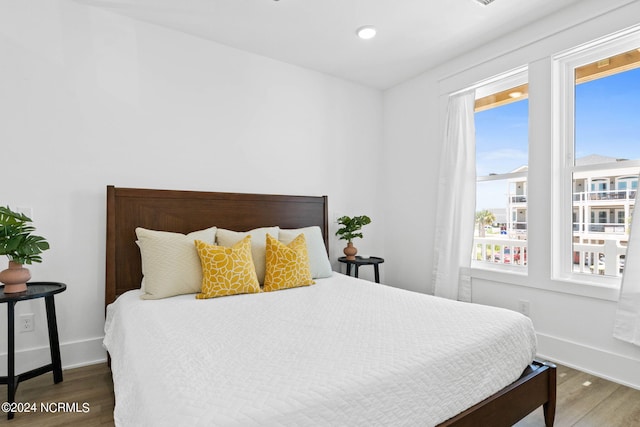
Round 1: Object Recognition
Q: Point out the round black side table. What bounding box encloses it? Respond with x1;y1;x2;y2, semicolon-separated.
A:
0;282;66;419
338;256;384;283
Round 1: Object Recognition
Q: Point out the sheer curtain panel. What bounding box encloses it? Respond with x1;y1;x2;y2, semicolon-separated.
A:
614;188;640;346
432;90;476;301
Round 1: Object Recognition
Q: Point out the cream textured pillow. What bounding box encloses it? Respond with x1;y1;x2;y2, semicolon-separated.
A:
216;226;279;284
195;237;261;299
279;226;332;279
264;233;314;292
136;226;217;299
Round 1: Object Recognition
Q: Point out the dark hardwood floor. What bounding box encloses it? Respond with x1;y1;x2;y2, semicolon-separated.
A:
0;363;114;426
1;362;638;426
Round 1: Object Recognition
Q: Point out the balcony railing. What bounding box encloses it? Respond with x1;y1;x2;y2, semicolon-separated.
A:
509;195;527;203
473;238;527;267
512;222;527;230
573;189;637;202
573;222;626;233
510;189;636;205
473;237;626;277
573;240;627;277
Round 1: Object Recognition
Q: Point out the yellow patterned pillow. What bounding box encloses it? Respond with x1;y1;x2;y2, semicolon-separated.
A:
194;236;261;299
264;233;314;292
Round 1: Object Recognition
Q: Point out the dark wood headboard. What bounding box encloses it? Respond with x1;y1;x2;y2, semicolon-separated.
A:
105;186;329;306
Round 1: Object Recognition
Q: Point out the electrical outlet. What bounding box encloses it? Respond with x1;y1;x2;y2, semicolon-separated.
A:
517;300;530;317
20;313;35;333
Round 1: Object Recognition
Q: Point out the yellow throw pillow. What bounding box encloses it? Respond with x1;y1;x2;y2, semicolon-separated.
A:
195;236;261;299
215;227;279;285
264;233;315;292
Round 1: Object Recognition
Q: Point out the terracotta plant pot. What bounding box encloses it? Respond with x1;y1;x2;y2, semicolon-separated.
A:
0;261;31;293
343;242;357;260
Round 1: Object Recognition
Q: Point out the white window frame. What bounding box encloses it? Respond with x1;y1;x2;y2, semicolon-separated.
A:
473;69;529;274
552;27;640;288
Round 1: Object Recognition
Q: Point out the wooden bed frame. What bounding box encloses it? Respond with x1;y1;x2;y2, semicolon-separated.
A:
104;185;556;427
105;186;329;305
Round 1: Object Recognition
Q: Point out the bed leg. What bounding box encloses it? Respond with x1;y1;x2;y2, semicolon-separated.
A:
542;362;557;427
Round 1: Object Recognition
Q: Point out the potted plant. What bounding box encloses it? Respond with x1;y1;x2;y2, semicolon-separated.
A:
0;206;50;293
335;215;371;260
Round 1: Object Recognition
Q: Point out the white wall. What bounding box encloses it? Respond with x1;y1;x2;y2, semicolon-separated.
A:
382;0;640;389
0;1;384;373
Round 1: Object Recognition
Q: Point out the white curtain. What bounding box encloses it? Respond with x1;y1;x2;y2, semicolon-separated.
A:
432;89;476;302
614;188;640;346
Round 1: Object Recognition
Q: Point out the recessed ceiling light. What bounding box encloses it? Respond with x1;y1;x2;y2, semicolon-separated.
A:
356;26;376;40
509;91;523;98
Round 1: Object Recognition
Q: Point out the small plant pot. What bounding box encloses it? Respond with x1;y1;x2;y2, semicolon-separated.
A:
343;242;357;260
0;261;31;293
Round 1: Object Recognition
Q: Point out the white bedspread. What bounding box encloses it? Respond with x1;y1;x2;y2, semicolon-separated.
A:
104;273;536;426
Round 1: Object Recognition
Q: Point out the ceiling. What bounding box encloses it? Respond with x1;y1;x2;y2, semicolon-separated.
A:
79;0;584;89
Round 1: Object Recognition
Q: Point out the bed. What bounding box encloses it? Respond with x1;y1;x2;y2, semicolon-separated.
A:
104;186;556;426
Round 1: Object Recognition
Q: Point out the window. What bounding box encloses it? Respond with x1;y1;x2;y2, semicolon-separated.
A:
473;71;529;270
590;179;608;192
616;176;638;190
554;31;640;285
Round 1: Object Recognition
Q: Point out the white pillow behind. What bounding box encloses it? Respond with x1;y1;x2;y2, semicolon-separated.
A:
216;227;279;285
279;226;332;279
136;227;217;299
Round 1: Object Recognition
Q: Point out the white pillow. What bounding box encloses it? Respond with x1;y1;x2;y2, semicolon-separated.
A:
216;227;279;285
136;227;217;299
279;226;332;279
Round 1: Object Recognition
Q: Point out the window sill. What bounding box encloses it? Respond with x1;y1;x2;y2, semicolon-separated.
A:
470;266;620;302
471;262;528;277
550;275;620;301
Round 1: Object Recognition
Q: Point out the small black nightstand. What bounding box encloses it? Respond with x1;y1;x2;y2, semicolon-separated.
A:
338;256;384;283
0;282;66;419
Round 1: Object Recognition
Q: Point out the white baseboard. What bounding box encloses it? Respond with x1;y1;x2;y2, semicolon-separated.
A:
536;332;640;391
0;337;107;376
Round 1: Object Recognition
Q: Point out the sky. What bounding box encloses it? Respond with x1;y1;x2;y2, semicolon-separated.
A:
575;67;640;160
475;98;528;177
475;66;640;210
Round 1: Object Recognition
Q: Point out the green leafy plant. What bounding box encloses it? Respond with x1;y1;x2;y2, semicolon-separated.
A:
0;206;50;265
475;209;496;238
335;215;372;242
